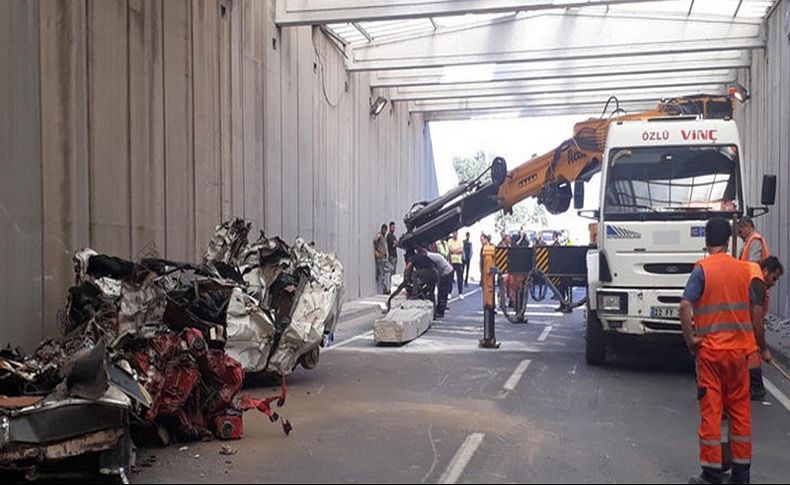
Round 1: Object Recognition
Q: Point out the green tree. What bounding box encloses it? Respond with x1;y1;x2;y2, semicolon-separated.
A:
452;151;548;235
452;150;490;185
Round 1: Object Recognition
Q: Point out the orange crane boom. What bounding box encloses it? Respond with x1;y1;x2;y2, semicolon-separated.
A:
400;93;738;250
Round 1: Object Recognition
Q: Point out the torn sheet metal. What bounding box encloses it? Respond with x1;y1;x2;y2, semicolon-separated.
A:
0;389;132;481
0;387;130;464
265;239;344;375
224;289;277;374
202;222;344;376
203;219;252;267
1;218;345;477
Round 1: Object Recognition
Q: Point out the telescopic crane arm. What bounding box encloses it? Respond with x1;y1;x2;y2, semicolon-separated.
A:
399;93;739;250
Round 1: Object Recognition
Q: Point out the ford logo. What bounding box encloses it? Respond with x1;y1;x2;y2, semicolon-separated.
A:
666;266;679;273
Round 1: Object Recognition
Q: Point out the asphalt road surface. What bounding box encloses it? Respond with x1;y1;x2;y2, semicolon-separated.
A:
136;286;790;484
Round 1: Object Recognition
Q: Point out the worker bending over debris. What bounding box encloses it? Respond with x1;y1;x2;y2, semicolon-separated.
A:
387;248;439;314
425;247;455;319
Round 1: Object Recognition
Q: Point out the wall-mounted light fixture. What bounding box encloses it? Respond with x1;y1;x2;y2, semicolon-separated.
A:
370;96;389;118
728;82;750;103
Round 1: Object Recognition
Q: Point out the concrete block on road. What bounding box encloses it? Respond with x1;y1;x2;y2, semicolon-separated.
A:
374;299;434;345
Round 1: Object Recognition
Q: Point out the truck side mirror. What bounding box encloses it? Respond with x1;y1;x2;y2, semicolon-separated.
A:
761;175;777;206
573;181;585;210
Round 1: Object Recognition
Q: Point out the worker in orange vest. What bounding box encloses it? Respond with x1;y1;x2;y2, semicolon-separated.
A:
681;218;771;485
745;257;784;401
737;217;774;402
737;217;770;263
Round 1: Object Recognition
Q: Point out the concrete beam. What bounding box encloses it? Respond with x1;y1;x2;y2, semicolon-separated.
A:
374;299;434;345
350;12;764;71
389;73;733;102
370;53;751;88
409;84;726;113
275;0;674;26
423;104;651;121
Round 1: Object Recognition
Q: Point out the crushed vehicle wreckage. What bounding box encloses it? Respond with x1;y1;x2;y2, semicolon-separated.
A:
0;219;344;481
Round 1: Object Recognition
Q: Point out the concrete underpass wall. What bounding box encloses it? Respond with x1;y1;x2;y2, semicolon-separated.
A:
0;0;438;351
735;0;790;318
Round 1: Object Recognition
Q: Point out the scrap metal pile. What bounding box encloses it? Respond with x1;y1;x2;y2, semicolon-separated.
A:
0;219;344;480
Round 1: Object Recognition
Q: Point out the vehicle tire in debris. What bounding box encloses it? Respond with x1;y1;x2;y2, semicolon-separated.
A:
585;308;606;366
300;346;320;370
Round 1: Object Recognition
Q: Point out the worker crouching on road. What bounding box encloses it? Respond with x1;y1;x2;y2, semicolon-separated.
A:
681;217;771;485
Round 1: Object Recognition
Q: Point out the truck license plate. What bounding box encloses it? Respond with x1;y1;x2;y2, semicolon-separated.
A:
651;306;680;319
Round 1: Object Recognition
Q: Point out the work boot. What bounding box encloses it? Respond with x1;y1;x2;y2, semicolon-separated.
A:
690;467;724;485
750;368;767;401
729;464;750;484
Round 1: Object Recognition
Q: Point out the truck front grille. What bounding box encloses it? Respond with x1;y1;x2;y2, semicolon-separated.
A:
644;263;694;275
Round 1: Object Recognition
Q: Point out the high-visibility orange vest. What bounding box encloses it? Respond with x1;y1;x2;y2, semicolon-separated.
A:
740;231;770;262
747;262;770;319
693;253;755;352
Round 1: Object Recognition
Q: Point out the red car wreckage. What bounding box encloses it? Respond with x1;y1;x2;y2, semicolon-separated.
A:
0;219;344;481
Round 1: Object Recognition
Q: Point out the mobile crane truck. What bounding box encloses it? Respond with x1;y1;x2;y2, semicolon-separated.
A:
399;87;777;365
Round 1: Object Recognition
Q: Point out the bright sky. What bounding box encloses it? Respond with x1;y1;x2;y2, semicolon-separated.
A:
429;116;602;237
428;116;603;281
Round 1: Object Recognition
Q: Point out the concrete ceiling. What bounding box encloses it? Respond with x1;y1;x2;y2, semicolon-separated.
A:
275;0;777;119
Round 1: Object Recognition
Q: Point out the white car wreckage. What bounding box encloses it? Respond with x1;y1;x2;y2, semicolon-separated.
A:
0;219;344;481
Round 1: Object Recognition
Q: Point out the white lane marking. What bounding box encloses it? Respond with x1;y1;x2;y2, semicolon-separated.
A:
323;330;374;353
422;423;440;484
438;433;485;484
764;378;790;413
450;288;482;304
503;359;532;392
537;325;553;342
525;311;565;317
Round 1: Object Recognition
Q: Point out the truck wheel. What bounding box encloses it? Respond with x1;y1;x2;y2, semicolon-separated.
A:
585;309;606;366
300;346;320;370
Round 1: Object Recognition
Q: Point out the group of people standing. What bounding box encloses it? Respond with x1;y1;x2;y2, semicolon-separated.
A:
683;216;784;485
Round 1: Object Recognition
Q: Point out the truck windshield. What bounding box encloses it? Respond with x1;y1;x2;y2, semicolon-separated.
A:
604;145;741;220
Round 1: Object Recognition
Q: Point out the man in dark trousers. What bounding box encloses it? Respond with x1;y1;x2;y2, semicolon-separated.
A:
448;231;465;298
463;232;473;288
387;248;438;312
374;224;389;294
746;256;784;401
424;247;454;319
387;222;399;287
681;218;771;485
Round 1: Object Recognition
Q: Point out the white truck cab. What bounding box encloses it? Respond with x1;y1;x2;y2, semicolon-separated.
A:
585;117;748;364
